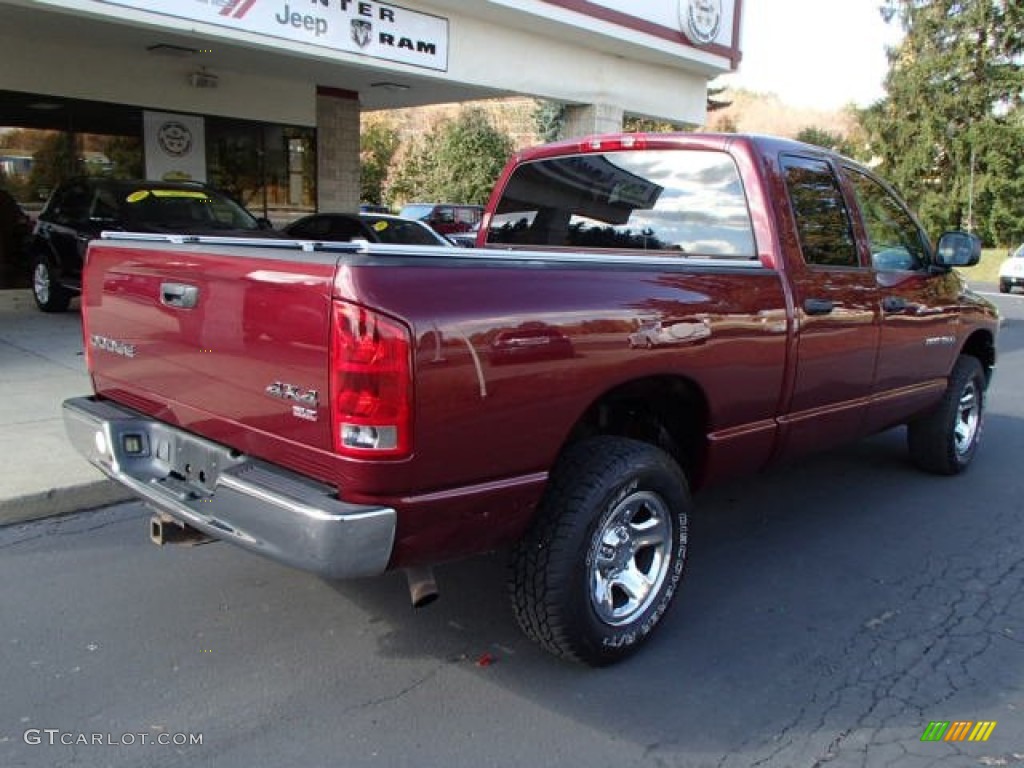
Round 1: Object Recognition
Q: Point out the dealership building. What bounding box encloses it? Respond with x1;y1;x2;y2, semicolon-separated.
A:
0;0;742;217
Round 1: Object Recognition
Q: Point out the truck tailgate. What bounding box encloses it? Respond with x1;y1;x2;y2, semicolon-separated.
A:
83;238;340;460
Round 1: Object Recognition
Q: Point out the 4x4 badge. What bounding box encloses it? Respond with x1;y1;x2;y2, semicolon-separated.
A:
265;381;320;407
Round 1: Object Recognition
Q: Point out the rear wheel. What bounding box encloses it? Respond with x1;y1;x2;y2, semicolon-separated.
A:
1000;280;1011;294
907;355;985;475
32;254;71;313
510;437;690;666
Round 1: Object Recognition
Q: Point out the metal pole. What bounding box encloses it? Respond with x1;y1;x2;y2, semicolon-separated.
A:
967;144;975;234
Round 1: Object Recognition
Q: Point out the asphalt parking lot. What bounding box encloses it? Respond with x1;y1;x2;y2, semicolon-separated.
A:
1;288;1022;767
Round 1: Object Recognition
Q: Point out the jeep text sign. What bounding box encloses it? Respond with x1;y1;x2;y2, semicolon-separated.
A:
94;0;449;71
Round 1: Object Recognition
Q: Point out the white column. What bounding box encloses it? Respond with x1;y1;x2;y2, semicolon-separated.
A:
562;103;625;138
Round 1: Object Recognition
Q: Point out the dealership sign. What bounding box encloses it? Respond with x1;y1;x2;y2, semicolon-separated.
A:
143;111;207;182
96;0;449;71
537;0;737;52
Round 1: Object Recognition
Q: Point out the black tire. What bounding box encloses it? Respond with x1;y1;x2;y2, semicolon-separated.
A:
31;254;71;313
510;437;690;666
999;280;1010;294
907;355;986;475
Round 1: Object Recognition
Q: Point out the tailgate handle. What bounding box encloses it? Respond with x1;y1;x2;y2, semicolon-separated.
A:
161;283;199;309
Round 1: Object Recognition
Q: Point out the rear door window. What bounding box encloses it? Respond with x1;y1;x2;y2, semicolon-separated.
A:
781;155;859;268
485;149;756;259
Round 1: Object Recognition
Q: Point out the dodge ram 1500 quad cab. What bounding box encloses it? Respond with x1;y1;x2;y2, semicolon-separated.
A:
64;133;997;665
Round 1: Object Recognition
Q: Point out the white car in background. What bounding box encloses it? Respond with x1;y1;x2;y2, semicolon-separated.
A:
999;243;1024;293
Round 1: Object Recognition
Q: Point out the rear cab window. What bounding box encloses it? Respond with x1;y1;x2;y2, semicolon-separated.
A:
484;148;757;260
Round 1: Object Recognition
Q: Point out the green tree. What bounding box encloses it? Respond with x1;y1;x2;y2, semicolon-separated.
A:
795;126;856;157
360;119;400;206
533;100;566;143
101;136;143;179
385;108;513;206
862;0;1024;246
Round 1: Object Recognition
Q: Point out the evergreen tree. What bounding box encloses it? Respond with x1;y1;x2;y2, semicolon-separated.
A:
862;0;1023;245
795;126;856;156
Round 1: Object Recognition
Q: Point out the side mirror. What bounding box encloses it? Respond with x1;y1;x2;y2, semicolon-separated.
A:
256;217;274;231
934;231;981;268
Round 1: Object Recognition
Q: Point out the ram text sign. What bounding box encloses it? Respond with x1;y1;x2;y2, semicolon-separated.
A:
95;0;449;71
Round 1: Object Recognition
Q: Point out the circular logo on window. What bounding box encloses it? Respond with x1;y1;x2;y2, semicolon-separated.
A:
681;0;722;46
156;121;193;158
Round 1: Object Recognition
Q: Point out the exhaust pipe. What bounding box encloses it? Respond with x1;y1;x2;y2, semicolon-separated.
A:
149;513;213;547
405;566;439;608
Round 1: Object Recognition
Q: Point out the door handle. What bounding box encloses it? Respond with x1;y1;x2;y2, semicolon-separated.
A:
803;298;834;316
160;283;199;309
882;296;907;313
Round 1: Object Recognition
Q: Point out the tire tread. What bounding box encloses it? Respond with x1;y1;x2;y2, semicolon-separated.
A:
509;437;689;664
907;355;985;475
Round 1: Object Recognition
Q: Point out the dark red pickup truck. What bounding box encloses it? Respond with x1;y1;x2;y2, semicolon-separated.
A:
64;133;998;665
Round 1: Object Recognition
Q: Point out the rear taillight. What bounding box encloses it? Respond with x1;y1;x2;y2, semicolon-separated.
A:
330;300;413;459
81;277;93;373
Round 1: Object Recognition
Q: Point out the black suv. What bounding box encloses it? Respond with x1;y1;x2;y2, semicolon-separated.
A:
29;178;271;312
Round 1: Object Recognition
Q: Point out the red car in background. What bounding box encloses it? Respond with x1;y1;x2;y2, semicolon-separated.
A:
398;203;483;235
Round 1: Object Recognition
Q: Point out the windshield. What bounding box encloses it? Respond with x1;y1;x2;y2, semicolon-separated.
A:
118;187;260;231
364;216;445;246
398;204;435;221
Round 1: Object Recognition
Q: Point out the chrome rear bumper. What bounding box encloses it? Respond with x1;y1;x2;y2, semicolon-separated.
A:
63;396;396;579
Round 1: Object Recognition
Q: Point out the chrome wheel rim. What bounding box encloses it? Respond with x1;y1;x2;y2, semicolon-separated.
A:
954;379;981;457
33;262;50;305
589;490;672;627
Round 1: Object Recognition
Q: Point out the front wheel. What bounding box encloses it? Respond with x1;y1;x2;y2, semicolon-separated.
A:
999;280;1010;294
32;254;71;313
510;437;690;666
907;355;986;475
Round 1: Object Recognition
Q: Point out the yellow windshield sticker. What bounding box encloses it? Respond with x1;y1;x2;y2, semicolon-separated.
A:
125;189;210;203
373;221;389;232
151;190;210;200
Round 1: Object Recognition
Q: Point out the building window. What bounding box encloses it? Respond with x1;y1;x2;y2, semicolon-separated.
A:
205;118;316;226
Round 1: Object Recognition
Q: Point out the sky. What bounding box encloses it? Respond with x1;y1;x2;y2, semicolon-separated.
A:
713;0;906;111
